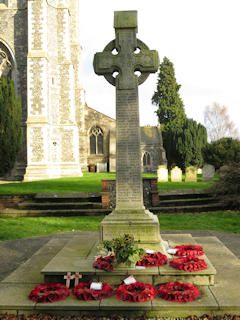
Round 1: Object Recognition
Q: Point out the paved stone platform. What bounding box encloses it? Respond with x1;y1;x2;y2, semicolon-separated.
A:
0;231;239;317
42;233;216;286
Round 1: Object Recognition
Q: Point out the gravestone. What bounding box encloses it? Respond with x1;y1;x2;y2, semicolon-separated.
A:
97;163;107;172
185;166;197;182
157;165;168;182
171;166;182;182
202;164;215;181
94;11;164;250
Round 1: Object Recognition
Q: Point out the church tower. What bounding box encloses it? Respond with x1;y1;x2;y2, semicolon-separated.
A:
0;0;84;180
24;0;83;180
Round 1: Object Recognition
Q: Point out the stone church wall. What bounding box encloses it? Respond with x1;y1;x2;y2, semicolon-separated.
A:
0;0;28;178
84;106;116;171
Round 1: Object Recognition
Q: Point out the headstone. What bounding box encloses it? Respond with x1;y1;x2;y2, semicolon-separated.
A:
171;166;182;182
185;166;197;182
202;164;215;181
219;165;229;178
97;163;107;172
157;165;168;182
94;11;164;251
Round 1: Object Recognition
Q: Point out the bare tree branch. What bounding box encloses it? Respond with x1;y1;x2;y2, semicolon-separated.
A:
204;102;239;141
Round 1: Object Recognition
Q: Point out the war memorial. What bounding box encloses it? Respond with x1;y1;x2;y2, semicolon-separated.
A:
0;8;239;318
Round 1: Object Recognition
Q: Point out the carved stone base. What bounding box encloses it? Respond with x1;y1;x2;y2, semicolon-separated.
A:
100;209;167;253
24;164;83;181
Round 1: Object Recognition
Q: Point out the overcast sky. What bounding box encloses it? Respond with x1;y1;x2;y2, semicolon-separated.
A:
78;0;240;131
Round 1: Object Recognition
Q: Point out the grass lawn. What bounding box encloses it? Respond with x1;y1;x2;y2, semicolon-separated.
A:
0;211;239;241
0;172;216;194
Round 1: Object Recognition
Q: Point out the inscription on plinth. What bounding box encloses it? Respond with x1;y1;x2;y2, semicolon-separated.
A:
116;88;143;209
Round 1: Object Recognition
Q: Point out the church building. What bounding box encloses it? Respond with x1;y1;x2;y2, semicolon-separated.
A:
0;0;166;181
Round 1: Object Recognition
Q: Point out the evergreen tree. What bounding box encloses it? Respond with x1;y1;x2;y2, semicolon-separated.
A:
203;137;240;169
152;57;186;131
0;76;22;176
152;57;207;170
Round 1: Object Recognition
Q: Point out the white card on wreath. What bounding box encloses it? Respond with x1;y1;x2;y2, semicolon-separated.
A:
135;266;146;270
90;282;103;290
145;249;155;254
124;275;136;285
167;248;178;254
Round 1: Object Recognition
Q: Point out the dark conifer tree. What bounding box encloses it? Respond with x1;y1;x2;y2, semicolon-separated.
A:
0;76;22;175
152;57;186;131
152;57;207;170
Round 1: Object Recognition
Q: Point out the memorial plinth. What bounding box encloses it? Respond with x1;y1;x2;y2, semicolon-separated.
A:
94;11;165;251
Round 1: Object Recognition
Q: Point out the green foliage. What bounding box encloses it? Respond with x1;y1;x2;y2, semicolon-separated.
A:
0;76;22;175
163;118;207;170
209;162;240;209
152;58;207;170
99;234;145;266
152;57;186;131
203;137;240;169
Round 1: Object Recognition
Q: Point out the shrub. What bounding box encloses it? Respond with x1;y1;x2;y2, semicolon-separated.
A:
203;138;240;170
209;162;240;209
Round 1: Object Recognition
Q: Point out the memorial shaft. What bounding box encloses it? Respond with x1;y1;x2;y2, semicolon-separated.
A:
116;87;143;209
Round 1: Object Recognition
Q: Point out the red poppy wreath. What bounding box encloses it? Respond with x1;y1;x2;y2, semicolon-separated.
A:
137;252;167;267
115;281;156;303
158;281;200;303
72;281;113;300
28;283;70;303
169;256;207;272
93;255;115;272
173;245;204;257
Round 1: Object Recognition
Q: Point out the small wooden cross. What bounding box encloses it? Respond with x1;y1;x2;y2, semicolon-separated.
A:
64;272;74;288
74;272;82;286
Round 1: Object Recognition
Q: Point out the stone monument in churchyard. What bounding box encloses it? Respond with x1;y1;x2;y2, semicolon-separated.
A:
185;166;197;182
171;166;182;182
94;11;165;251
157;165;168;182
202;164;215;181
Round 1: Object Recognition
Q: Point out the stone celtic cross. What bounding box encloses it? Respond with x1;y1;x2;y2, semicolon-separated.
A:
94;11;159;212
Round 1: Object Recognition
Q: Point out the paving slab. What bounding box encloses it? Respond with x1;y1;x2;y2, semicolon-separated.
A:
151;286;218;317
99;294;152;310
0;283;36;312
194;236;239;266
35;295;100;311
2;238;70;284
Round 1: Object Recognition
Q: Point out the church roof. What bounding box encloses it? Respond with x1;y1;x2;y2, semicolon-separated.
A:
140;126;160;145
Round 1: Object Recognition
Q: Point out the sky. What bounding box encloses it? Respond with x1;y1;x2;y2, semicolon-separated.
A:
78;0;240;131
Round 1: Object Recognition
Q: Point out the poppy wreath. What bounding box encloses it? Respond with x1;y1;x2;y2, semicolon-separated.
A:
92;255;115;272
28;283;70;303
169;256;207;272
72;281;113;300
115;281;156;303
157;281;200;303
173;245;204;257
136;252;168;267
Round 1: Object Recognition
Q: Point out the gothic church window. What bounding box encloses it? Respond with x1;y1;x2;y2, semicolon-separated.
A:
0;43;13;79
90;126;103;154
143;151;151;166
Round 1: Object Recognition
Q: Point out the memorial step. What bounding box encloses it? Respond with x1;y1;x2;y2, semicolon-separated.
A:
18;201;102;210
34;192;101;203
41;233;216;287
156;197;216;207
150;202;224;213
1;207;111;217
1;232;240;316
158;190;212;200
